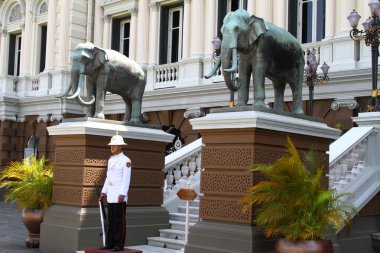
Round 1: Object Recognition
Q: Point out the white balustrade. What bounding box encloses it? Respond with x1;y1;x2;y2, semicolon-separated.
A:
31;77;40;91
154;63;179;89
328;137;369;194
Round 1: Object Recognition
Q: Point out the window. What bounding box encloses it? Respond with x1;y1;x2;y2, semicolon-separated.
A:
159;4;184;64
8;34;22;76
111;18;131;57
217;0;247;39
288;0;325;43
39;26;47;72
167;7;182;63
9;4;22;23
120;20;130;57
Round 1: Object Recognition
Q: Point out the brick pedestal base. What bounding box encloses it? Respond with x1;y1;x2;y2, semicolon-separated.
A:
40;118;173;253
187;110;340;253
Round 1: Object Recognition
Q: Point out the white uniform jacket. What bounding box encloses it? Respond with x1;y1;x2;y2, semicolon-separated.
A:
101;153;132;203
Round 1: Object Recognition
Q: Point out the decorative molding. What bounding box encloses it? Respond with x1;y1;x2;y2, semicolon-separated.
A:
331;98;359;110
19;22;25;29
37;114;50;123
184;108;205;118
50;113;63;122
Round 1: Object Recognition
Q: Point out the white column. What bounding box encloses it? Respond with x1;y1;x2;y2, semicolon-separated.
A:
93;1;104;47
324;0;335;39
190;0;205;58
58;0;69;69
204;0;217;56
102;15;111;49
20;4;33;75
182;0;191;59
148;3;159;65
337;0;356;35
129;8;138;60
256;0;273;22
273;0;286;29
0;30;8;75
136;0;150;65
86;0;94;42
45;0;56;71
247;0;256;15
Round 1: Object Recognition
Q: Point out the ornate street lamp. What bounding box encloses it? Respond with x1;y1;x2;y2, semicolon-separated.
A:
304;48;330;116
348;0;380;111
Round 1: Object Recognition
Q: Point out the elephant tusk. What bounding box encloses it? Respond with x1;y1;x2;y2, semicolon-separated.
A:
56;83;72;98
66;75;85;99
223;48;238;73
205;58;221;79
76;94;95;106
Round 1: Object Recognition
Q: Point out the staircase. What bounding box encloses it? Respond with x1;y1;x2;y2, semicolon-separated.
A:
147;199;200;250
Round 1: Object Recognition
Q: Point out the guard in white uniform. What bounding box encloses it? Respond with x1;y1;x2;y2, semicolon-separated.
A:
99;133;131;252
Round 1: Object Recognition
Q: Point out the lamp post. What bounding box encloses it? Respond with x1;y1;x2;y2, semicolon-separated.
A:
347;0;380;111
304;48;330;116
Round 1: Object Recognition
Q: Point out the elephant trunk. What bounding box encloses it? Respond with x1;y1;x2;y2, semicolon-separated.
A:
56;68;80;98
221;46;240;92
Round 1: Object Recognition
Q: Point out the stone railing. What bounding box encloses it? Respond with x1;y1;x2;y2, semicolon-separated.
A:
154;62;179;89
163;138;203;212
31;77;40;91
328;126;376;195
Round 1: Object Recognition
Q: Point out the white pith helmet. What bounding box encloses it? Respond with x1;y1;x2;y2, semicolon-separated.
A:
108;131;127;146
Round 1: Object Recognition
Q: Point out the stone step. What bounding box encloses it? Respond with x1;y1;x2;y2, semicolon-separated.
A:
178;206;199;215
169;220;196;231
159;228;186;240
169;212;199;223
128;245;184;253
189;199;199;207
147;236;186;250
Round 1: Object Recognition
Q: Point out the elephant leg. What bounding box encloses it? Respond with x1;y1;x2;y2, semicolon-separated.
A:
273;82;285;112
252;58;267;108
130;98;142;123
236;65;250;106
86;81;95;117
94;76;107;119
291;68;304;114
123;96;132;122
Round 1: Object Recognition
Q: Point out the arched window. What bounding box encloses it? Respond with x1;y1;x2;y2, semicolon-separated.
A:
9;4;22;23
39;2;48;14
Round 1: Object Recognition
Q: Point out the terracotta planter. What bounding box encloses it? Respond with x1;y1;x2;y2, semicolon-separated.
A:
275;238;333;253
21;208;44;248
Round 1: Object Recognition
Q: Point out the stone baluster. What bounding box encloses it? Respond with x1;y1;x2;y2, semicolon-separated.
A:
189;156;196;176
181;160;189;179
166;168;174;190
174;164;182;184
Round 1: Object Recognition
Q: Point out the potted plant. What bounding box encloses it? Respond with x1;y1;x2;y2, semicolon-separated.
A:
240;138;356;253
0;155;54;248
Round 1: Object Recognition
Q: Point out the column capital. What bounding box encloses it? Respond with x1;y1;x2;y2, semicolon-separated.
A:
331;98;359;111
1;29;7;36
50;113;63;122
149;2;159;11
103;14;111;23
37;114;50;123
129;7;138;15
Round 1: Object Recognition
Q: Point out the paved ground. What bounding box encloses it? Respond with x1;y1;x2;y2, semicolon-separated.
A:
0;202;41;253
0;202;182;253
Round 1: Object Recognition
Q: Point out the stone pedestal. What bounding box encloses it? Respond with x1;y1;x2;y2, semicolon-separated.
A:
186;110;340;253
40;118;174;253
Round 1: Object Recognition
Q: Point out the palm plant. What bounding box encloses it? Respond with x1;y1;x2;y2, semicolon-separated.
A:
0;155;54;210
240;137;356;241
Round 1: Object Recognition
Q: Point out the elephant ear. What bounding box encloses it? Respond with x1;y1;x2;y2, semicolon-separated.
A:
248;15;268;45
93;47;109;70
